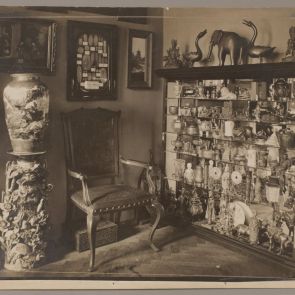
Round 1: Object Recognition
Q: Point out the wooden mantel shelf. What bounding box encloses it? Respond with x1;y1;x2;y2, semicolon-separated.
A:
155;62;295;80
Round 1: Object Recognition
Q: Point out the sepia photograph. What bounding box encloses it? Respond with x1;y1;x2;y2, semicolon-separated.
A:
0;0;295;291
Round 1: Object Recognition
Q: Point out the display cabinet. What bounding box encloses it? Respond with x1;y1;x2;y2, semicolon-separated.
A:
156;62;295;269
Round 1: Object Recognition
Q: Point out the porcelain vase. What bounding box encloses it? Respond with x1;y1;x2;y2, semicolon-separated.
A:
3;74;49;154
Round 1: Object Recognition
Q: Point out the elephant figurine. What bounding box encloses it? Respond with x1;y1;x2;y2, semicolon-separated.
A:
205;30;248;66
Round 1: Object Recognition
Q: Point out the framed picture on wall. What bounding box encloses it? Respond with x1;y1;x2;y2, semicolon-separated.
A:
67;21;118;101
0;19;56;73
127;29;153;89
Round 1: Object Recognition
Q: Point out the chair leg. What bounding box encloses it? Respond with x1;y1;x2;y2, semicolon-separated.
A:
87;213;100;272
145;199;164;252
62;201;75;247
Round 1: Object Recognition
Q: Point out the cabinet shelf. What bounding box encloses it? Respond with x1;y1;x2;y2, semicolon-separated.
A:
166;97;258;101
164;131;283;149
164;149;295;176
165;113;295;126
156;62;295;80
165;149;261;168
164;176;207;189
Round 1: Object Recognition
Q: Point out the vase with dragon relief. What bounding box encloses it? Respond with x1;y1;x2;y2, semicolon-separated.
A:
3;74;49;153
0;158;52;271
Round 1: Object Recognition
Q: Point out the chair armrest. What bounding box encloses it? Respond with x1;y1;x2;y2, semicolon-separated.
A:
67;169;91;206
120;156;150;169
67;168;87;181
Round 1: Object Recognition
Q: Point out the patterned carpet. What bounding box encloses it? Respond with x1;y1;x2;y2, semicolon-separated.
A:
0;224;294;280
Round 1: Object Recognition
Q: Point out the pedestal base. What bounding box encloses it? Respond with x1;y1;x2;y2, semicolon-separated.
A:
4;262;27;272
0;156;51;271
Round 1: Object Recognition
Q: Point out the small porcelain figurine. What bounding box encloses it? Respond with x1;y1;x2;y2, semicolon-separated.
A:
177;188;187;217
206;90;210;98
205;191;215;224
224;120;235;137
174;158;186;180
219;193;227;220
249;211;260;245
252;105;260;122
184;162;195;185
189;189;203;217
221;164;230;193
194;165;203;185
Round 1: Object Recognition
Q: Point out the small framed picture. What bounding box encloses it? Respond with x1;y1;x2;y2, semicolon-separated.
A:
0;19;56;73
127;29;153;89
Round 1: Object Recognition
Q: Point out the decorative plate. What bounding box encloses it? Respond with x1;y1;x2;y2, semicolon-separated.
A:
210;167;222;180
231;171;242;185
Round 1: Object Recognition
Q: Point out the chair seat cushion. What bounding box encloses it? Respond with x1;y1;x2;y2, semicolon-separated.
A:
71;184;155;213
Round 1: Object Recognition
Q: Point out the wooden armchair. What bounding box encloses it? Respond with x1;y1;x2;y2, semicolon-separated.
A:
61;107;164;271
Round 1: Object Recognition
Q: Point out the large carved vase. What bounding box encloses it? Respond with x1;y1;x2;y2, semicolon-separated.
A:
3;74;49;153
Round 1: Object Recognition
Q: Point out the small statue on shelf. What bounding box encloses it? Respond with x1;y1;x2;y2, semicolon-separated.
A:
189;188;204;218
249;211;260;245
163;39;182;68
280;209;295;238
253;175;262;204
243;19;276;63
266;222;293;255
253;104;261;121
214;205;234;236
188;29;207;66
219;193;228;220
177;187;187;217
184;162;195;185
181;46;194;68
205;191;215;224
283;26;295;62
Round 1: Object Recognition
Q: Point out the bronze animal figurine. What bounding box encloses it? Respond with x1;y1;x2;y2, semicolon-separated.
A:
280;210;295;237
266;224;293;255
205;29;248;66
190;29;207;63
243;20;276;62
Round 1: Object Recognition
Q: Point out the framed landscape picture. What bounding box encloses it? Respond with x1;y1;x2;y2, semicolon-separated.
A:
67;21;118;101
0;19;56;73
127;29;153;89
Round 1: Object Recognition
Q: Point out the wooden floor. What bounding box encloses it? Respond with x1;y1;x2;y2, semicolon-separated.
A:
0;224;294;280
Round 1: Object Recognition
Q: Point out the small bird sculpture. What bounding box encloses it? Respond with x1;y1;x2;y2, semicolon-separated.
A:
190;29;207;64
243;20;276;63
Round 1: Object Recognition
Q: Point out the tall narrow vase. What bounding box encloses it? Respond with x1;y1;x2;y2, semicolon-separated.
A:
3;74;49;153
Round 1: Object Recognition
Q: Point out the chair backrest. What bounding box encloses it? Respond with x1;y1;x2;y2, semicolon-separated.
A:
61;107;121;179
